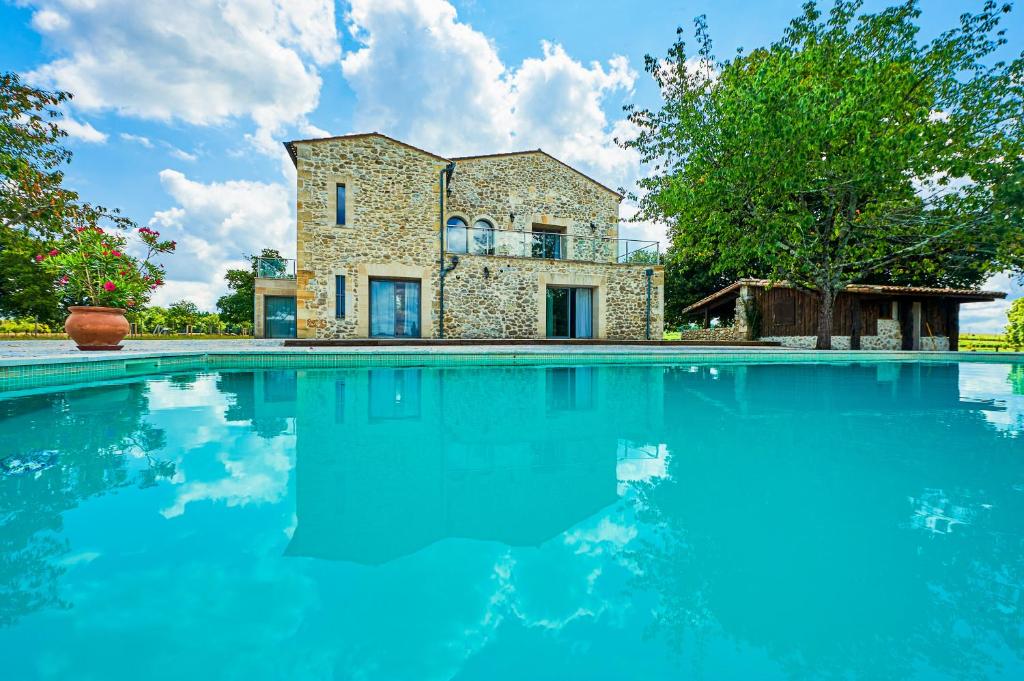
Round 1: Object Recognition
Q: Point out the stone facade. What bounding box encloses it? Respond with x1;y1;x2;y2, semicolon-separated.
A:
761;321;950;350
678;326;744;342
264;133;664;340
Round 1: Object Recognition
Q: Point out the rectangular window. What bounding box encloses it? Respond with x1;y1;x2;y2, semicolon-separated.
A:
335;275;345;319
335;184;346;225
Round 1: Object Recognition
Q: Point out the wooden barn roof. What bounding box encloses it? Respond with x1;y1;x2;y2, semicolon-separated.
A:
682;278;1006;315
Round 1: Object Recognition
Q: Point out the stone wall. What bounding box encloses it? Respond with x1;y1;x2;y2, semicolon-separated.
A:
443;256;663;339
290;134;663;340
446;152;622;251
678;326;744;342
760;320;950;350
293;134;447;339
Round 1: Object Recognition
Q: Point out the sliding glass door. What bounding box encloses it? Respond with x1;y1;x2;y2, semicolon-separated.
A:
264;296;296;338
546;286;593;338
370;279;421;338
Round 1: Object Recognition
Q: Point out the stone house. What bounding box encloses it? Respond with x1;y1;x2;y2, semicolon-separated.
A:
254;132;664;340
681;278;1005;350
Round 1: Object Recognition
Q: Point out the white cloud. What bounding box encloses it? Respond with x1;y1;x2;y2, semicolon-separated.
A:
960;271;1023;334
30;8;68;32
341;0;639;185
119;132;152;147
169;147;198;162
147;170;293;311
25;0;340;154
59;114;107;143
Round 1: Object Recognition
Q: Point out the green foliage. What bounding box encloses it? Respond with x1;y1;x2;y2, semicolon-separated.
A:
661;247;744;327
1006;298;1024;347
166;300;202;332
0;317;53;333
216;248;283;325
1;71;144;322
625;1;1024;348
37;226;175;309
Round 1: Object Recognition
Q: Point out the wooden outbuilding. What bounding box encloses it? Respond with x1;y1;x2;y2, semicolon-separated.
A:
682;279;1005;350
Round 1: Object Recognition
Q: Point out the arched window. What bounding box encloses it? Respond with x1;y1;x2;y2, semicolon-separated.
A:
471;219;495;255
446;216;468;254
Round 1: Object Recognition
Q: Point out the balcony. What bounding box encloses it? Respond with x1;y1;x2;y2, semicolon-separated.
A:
256;257;296;279
448;225;660;264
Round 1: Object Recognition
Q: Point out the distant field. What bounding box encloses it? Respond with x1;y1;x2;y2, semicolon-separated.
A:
959;333;1023;353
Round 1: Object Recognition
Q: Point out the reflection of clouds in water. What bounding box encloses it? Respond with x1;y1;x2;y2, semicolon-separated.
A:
958;363;1024;434
616;440;671;494
146;375;295;519
161;433;293;518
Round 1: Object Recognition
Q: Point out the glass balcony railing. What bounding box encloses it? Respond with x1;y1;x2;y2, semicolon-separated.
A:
256;257;296;279
447;226;660;264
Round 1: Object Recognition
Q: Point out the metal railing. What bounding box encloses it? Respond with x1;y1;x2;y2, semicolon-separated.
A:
255;257;296;279
447;226;660;264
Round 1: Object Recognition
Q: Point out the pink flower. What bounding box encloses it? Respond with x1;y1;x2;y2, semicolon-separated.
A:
34;254;44;262
112;251;122;257
103;281;116;291
59;276;69;286
48;249;59;256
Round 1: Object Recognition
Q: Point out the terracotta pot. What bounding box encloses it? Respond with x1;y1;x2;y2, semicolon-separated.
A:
65;306;130;351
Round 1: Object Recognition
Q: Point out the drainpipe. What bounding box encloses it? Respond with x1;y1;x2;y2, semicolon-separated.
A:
438;162;456;338
645;268;654;340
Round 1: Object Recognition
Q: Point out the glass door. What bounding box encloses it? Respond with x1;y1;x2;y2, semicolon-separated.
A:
546;287;593;338
370;279;422;338
264;296;296;338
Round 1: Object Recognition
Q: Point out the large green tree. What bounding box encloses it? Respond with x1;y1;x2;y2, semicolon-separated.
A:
625;1;1024;348
1;71;136;324
216;248;284;326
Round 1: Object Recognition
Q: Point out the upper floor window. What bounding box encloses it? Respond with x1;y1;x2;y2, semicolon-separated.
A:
446;216;468;253
336;184;346;226
471;219;495;255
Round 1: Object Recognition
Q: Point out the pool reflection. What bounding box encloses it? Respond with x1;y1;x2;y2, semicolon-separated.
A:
282;365;662;564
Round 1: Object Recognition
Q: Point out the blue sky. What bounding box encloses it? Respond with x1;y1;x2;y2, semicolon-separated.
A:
1;0;1021;330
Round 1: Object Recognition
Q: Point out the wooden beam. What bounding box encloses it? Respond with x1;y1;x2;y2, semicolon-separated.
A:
899;300;914;350
947;301;960;351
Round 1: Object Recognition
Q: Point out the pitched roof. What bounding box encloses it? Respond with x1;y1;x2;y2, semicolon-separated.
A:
283;133;623;199
283;132;451;165
682;278;1006;314
451;149;624;199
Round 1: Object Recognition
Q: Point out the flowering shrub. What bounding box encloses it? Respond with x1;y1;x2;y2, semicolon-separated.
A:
37;226;176;309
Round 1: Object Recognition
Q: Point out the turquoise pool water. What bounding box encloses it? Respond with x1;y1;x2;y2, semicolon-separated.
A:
1;361;1023;680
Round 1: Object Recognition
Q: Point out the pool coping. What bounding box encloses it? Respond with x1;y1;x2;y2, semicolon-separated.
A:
1;343;1022;394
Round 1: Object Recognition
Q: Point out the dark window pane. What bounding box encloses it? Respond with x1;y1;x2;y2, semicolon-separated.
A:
336;184;346;225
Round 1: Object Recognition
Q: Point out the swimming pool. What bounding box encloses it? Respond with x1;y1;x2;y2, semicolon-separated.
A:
1;360;1022;679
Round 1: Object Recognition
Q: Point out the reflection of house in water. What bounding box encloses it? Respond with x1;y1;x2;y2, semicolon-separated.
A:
284;366;665;565
216;370;298;438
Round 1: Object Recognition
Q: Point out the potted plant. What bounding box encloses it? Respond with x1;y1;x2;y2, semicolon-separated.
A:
37;226;175;350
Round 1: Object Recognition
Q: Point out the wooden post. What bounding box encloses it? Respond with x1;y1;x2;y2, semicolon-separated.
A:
898;300;914;350
947;300;960;351
703;308;710;329
850;296;862;350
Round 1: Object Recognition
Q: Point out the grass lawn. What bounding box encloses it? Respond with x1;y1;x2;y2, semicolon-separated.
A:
959;333;1023;352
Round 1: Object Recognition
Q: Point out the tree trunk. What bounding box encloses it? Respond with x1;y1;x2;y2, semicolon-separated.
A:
815;287;835;350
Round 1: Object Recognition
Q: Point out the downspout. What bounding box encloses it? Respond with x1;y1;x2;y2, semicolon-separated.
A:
645;268;654;341
438;162;456;338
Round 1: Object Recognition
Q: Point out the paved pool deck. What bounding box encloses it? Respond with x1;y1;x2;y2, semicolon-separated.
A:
0;339;792;366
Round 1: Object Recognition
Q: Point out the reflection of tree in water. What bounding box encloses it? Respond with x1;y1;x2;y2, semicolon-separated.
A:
1010;364;1024;396
216;371;294;438
0;382;173;626
630;364;1024;680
